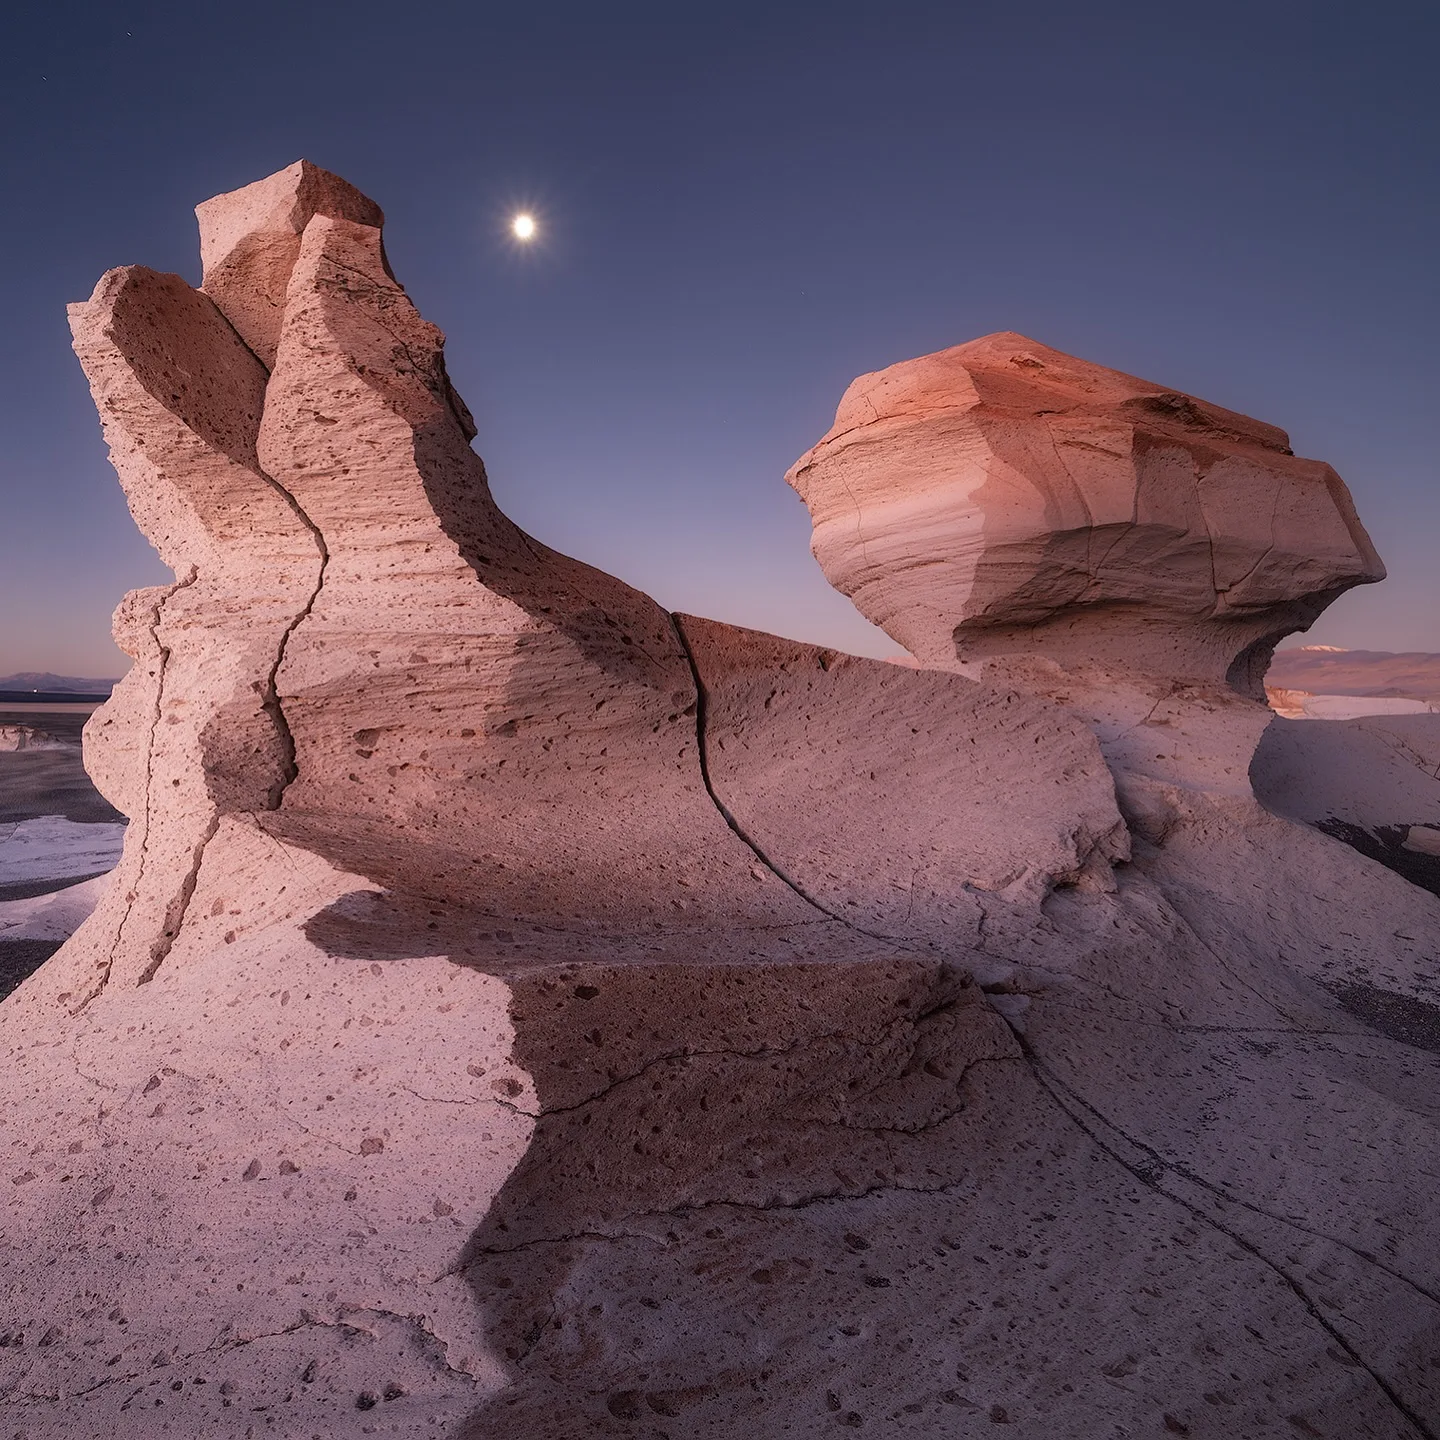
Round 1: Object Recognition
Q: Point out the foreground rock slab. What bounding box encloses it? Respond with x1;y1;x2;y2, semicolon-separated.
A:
0;166;1435;1439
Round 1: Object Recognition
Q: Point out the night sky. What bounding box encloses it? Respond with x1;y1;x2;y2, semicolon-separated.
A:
2;0;1435;677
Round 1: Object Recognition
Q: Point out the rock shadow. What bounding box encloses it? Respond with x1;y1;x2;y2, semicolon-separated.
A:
1314;818;1440;901
304;890;1033;1434
441;956;1020;1435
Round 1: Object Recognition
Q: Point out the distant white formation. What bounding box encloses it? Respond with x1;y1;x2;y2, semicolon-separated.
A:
0;816;126;886
0;726;69;751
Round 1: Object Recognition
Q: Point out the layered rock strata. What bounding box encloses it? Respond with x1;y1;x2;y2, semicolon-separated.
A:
786;332;1384;693
0;167;1435;1440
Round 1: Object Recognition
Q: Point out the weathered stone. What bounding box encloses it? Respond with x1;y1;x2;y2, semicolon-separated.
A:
786;332;1384;693
0;168;1435;1440
196;158;384;367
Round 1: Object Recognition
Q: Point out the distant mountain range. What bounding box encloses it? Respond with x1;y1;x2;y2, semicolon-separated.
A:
1267;647;1440;703
0;673;117;696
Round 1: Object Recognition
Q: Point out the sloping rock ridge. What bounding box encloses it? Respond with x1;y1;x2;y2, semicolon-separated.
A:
0;164;1435;1439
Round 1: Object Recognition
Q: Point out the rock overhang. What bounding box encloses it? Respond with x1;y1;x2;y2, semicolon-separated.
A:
786;331;1384;695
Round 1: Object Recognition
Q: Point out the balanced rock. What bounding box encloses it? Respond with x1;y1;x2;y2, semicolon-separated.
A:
786;334;1440;1439
786;333;1384;693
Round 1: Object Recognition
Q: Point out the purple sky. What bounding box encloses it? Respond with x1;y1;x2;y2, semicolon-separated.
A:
2;0;1436;678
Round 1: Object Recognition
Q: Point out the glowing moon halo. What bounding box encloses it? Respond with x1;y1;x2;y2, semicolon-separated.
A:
511;213;537;241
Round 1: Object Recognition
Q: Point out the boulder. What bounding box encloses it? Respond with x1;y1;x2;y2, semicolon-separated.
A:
786;332;1384;694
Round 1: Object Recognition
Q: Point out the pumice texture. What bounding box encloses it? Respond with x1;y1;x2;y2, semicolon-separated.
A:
0;164;1436;1439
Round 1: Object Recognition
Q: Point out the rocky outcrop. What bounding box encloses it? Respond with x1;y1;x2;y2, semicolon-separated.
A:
0;166;1435;1440
785;333;1384;694
786;334;1440;1439
0;727;68;752
195;159;384;368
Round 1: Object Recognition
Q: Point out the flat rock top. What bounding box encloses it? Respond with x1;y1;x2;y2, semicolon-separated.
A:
794;330;1294;463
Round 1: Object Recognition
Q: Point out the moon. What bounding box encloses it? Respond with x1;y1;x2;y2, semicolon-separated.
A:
511;213;536;241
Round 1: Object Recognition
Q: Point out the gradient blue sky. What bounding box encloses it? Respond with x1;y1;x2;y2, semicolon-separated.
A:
2;0;1436;677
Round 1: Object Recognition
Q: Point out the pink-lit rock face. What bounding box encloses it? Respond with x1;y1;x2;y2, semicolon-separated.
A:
196;159;384;367
786;333;1384;693
0;167;1436;1439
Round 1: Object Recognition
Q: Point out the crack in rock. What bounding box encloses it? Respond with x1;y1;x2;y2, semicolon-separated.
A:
669;612;925;946
74;568;197;1012
1014;1033;1438;1440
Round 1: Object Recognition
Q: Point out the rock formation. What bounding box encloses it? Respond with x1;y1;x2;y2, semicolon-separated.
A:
786;334;1440;1438
0;727;68;752
785;333;1385;694
0;165;1436;1439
